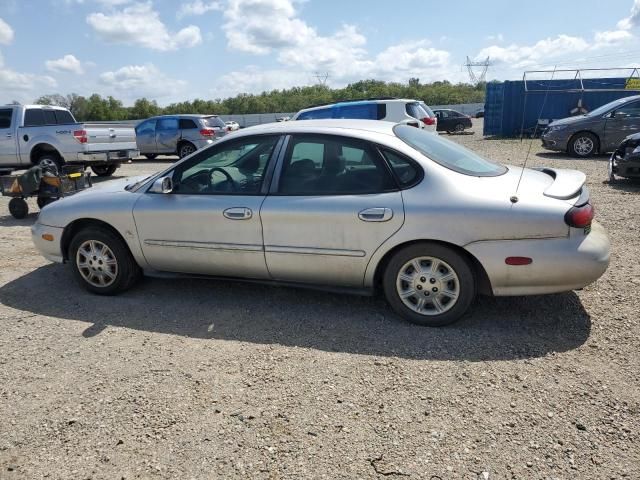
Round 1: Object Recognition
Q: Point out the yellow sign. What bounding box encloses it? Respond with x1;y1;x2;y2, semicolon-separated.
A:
625;78;640;90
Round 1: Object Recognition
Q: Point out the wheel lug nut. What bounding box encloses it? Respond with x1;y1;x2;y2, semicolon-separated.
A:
430;278;436;284
432;287;438;292
420;276;426;282
424;292;429;296
416;285;423;290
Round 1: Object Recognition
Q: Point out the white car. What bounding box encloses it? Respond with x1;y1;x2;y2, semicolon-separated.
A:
225;121;240;131
291;99;438;132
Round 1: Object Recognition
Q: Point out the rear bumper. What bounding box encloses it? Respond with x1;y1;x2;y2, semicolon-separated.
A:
465;221;610;296
31;222;64;263
75;149;139;163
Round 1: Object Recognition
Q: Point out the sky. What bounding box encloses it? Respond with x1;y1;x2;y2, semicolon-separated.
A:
0;0;639;105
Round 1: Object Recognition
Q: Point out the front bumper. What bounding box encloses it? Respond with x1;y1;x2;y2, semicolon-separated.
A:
609;150;640;180
31;222;65;263
541;133;569;151
465;221;610;296
76;150;139;163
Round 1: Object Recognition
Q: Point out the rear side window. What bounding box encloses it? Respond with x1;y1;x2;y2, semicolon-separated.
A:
0;109;13;129
43;110;57;125
296;108;333;120
24;109;45;127
380;148;423;188
335;103;378;120
179;118;198;129
54;110;75;124
203;116;225;128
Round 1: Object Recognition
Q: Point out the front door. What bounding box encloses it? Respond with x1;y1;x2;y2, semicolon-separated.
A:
260;134;405;287
135;119;157;154
604;100;640;151
133;134;282;278
155;117;180;154
0;108;17;166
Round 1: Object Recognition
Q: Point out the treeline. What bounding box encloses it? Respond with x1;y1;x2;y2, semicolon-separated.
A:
34;79;486;122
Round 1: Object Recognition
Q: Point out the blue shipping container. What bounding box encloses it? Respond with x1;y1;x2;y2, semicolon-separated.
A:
483;77;640;137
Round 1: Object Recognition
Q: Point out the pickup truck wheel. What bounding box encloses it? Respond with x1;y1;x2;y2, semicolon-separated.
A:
8;198;29;219
37;155;63;175
91;165;117;177
143;154;157;160
178;142;196;158
69;227;141;295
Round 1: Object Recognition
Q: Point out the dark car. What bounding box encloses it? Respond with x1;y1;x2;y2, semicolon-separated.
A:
541;95;640;157
609;132;640;182
433;109;472;133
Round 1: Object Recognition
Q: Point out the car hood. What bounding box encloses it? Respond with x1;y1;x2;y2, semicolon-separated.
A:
548;115;589;127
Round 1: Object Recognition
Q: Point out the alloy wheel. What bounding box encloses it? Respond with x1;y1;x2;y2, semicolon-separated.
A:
76;240;118;288
574;136;594;156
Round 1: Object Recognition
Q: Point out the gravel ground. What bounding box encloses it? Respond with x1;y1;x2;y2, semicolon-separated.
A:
0;120;639;479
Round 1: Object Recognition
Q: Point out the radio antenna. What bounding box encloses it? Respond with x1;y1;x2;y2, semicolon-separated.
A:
514;65;557;197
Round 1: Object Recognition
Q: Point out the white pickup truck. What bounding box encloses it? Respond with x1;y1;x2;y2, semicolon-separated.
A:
0;104;139;177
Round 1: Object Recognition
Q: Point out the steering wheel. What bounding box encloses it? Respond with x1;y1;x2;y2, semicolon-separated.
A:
208;167;237;192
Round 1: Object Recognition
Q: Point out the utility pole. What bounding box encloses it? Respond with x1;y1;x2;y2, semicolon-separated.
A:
313;72;330;86
465;56;491;84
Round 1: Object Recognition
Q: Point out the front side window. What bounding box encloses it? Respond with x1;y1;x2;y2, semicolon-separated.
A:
614;101;640;118
0;109;13;129
170;135;280;195
136;119;156;135
394;124;507;177
157;117;179;131
278;134;396;195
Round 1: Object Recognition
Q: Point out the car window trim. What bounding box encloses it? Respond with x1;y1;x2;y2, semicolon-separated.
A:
269;133;400;196
375;145;425;190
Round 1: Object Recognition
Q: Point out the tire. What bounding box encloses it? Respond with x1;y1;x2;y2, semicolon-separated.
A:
569;132;598;158
382;243;475;326
37;154;63;175
178;142;196;159
69;226;141;295
144;154;157;160
37;196;57;209
91;165;118;177
8;198;28;219
453;123;465;133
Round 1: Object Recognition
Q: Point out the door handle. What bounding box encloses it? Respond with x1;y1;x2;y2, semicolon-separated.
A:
5;133;11;138
358;207;393;222
223;207;252;220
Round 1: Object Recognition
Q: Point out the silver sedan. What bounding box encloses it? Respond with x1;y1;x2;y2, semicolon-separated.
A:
31;120;610;326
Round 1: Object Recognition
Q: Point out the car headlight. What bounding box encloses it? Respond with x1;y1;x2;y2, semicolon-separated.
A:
547;125;568;132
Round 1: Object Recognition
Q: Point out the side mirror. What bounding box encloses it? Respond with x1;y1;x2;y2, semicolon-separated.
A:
149;176;173;194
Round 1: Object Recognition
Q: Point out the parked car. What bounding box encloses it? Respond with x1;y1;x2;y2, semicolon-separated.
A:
292;98;438;132
0;104;138;177
135;114;227;159
609;132;640;182
475;110;484;118
541;95;640;157
433;109;473;133
225;121;240;131
31;120;609;327
276;116;290;122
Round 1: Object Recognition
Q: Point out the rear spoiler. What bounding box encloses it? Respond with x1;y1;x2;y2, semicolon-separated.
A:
536;167;586;201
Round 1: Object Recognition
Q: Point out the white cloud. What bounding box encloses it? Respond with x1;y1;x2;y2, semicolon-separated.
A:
486;33;504;42
67;0;132;5
45;54;85;74
617;0;640;29
177;0;222;18
99;64;186;98
594;29;633;47
0;17;14;45
87;2;202;51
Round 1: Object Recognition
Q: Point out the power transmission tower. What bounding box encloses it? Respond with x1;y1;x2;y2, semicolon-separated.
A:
465;56;491;84
313;71;330;86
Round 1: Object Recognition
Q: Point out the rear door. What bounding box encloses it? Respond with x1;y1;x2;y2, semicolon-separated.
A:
260;134;405;287
0;107;17;166
604;100;640;151
155;117;180;153
136;119;157;153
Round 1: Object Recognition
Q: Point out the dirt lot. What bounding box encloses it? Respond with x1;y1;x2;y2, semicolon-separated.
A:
0;120;639;479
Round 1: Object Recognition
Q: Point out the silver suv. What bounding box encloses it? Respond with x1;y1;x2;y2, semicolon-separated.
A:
136;114;227;159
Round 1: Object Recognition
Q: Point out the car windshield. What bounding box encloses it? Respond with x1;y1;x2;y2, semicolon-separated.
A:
586;97;637;117
393;125;507;176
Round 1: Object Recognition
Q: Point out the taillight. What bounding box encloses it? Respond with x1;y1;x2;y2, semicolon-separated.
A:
565;203;594;228
422;116;436;126
73;130;87;144
200;128;216;137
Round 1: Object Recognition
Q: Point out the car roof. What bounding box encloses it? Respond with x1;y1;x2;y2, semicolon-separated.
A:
151;114;219;119
299;98;422;112
240;119;397;136
2;104;68;110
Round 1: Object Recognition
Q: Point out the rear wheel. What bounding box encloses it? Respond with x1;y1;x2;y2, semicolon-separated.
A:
144;153;157;160
91;165;117;177
178;142;196;158
570;132;598;157
383;243;475;326
37;154;63;175
453;123;465;133
69;227;141;295
8;198;28;219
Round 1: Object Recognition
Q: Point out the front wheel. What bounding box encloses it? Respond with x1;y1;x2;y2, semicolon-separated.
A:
37;155;63;175
570;133;598;157
382;243;475;326
91;165;117;177
69;227;141;295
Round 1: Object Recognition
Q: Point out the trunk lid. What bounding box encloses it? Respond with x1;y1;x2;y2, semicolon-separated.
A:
82;123;137;152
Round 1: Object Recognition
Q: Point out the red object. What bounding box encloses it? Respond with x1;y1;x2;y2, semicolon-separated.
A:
73;130;87;143
422;116;436;126
505;256;533;265
564;203;594;228
200;128;216;137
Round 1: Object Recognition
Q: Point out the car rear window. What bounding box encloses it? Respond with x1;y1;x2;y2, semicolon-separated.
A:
393;124;507;177
406;102;430;120
203;116;225;128
420;103;435;117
